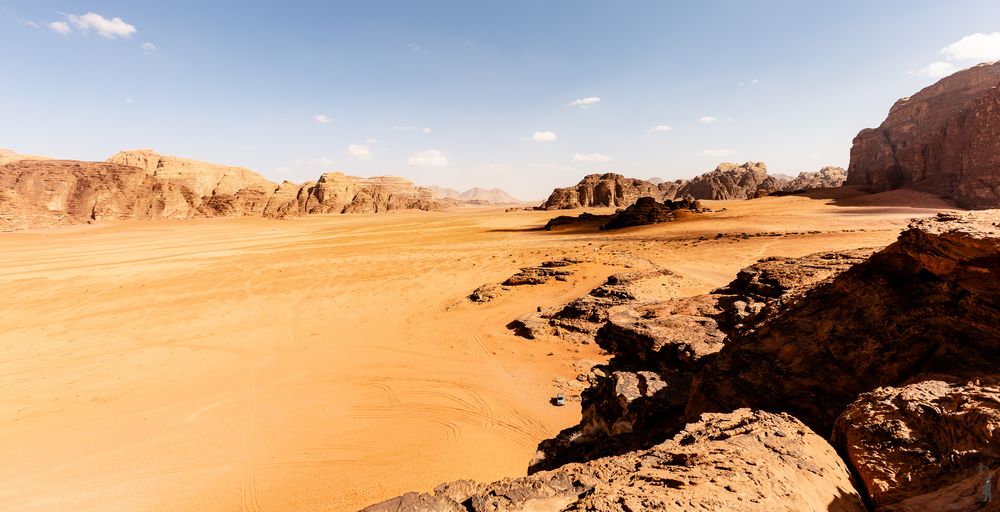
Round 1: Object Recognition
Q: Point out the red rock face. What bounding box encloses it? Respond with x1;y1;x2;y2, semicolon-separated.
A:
846;62;1000;209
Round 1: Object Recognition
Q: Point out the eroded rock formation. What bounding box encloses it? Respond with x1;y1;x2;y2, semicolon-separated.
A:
846;61;1000;208
540;162;814;210
363;409;866;512
676;161;782;200
0;150;453;229
540;173;684;209
833;376;1000;509
780;166;847;191
687;212;1000;433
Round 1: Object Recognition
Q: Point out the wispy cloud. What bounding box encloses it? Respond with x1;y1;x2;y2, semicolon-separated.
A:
314;114;332;124
698;116;717;124
141;42;157;54
364;137;378;144
53;12;137;39
48;21;71;35
346;144;373;160
421;127;432;134
915;32;1000;80
573;153;612;163
648;125;672;133
701;149;734;157
408;149;448;167
522;130;558;142
408;43;427;53
569;96;601;108
941;32;1000;61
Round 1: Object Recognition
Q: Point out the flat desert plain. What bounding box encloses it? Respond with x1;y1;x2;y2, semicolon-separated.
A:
0;189;954;511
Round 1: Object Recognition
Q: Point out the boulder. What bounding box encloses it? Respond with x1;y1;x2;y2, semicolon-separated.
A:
363;409;867;512
540;173;683;209
833;376;1000;509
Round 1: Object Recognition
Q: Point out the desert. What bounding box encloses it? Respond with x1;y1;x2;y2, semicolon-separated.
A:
4;3;1000;512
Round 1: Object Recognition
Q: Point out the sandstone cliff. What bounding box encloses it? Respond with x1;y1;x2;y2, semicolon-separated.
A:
781;166;847;191
676;161;782;200
0;159;200;230
540;162;815;209
540;173;684;209
0;151;453;229
846;61;1000;208
458;187;520;204
108;149;276;197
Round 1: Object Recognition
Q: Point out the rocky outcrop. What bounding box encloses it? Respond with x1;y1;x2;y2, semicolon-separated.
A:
780;166;847;191
688;211;1000;434
0;152;453;229
363;409;866;512
542;197;705;231
677;161;783;200
833;376;1000;509
529;250;871;471
600;197;705;230
540;173;684;209
0;159;203;230
846;61;1000;209
540;163;797;210
107;149;275;197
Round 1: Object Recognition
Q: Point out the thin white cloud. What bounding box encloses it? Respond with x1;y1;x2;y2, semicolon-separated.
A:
918;61;958;78
364;137;378;144
408;43;427;53
67;12;136;39
141;42;157;54
314;114;332;124
408;149;449;167
698;116;717;124
22;20;41;29
701;149;734;157
751;78;759;84
941;32;1000;62
346;144;373;160
522;130;558;142
648;125;672;133
48;21;71;35
421;127;432;134
569;96;601;108
573;153;612;163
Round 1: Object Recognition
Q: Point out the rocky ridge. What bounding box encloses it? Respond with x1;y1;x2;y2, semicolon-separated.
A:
846;61;1000;208
540;162;843;210
370;210;1000;511
0;150;452;229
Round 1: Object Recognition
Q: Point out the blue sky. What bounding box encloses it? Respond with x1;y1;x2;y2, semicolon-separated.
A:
2;1;1000;199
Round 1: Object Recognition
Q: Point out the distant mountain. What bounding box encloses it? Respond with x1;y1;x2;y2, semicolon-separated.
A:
427;186;462;200
459;187;520;204
426;185;520;204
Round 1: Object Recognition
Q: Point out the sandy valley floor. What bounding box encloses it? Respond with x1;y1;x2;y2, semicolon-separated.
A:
0;189;955;511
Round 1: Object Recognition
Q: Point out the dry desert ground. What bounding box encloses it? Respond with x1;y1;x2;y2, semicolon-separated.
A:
0;188;954;511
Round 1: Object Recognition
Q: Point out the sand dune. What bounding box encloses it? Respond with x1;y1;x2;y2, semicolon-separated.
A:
0;189;954;511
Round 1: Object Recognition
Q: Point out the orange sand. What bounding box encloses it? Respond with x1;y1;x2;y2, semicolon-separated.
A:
0;189;954;511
